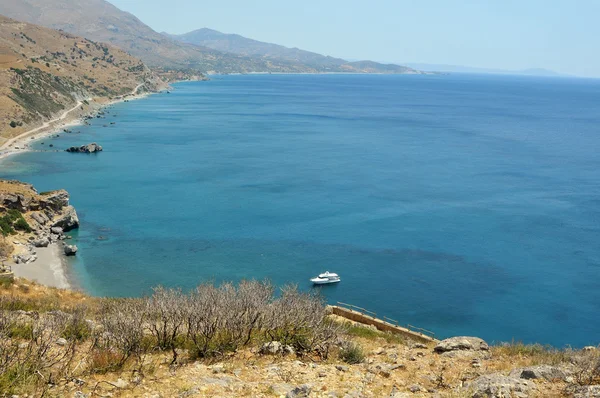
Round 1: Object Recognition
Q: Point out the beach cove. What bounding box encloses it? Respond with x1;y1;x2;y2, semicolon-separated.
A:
1;73;600;347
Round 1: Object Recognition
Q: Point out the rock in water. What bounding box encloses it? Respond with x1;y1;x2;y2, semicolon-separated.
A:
65;143;103;153
64;244;78;256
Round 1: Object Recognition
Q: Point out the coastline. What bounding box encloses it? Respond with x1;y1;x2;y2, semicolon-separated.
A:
0;83;154;162
11;243;70;289
1;83;162;291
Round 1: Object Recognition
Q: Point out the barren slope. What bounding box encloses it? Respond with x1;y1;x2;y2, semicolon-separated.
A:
0;14;163;144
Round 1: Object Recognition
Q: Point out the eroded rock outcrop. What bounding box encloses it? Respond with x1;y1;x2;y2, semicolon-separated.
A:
467;373;536;398
509;365;569;381
434;336;489;353
0;180;80;264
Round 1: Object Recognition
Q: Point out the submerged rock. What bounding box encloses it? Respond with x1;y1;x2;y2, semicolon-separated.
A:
65;143;103;153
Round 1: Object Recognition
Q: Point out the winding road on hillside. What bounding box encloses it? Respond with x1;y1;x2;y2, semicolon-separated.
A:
0;81;148;156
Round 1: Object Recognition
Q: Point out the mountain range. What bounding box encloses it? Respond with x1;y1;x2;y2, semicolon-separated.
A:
167;28;419;74
0;0;422;75
402;63;565;77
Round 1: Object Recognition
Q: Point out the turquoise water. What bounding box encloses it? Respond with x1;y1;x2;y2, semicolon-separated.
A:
2;74;600;347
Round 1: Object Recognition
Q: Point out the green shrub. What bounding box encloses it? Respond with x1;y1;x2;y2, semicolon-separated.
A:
339;342;365;364
9;121;18;128
61;311;91;341
8;321;33;339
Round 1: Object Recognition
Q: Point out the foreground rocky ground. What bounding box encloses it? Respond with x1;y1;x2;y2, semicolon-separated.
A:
0;280;598;398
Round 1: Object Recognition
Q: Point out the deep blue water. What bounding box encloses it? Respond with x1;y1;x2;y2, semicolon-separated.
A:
1;74;600;347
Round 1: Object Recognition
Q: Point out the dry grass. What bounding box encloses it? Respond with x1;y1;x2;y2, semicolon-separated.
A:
0;279;597;397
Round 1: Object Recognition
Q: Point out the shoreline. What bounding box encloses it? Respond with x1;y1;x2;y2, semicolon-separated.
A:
2;83;161;291
11;243;70;289
0;82;153;162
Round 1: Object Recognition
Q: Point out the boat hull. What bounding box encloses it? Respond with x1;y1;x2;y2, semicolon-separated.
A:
311;278;341;285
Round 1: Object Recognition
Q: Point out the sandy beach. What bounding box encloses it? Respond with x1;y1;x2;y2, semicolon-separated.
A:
11;243;70;289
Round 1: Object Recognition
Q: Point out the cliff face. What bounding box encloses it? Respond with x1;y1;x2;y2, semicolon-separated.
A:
0;180;79;263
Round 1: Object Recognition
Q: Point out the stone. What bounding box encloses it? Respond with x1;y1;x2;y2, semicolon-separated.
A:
413;343;428;349
55;338;68;346
210;364;225;374
373;347;385;355
260;341;282;355
434;337;489;353
509;365;569;381
389;387;411;398
259;341;295;356
13;253;36;264
113;378;128;388
31;212;49;226
270;384;294;396
583;346;597;352
65;143;103;153
64;244;78;256
73;392;88;398
40;190;70;211
32;237;50;248
335;365;349;372
409;384;421;393
287;384;312;398
467;373;536;398
52;205;79;232
572;386;600;398
51;227;64;234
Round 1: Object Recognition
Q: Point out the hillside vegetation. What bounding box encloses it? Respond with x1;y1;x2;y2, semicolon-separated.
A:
0;15;164;145
0;276;598;397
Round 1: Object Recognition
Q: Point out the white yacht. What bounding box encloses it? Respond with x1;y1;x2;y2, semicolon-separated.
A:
310;271;341;285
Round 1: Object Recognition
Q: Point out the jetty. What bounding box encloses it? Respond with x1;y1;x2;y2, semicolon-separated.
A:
330;301;437;344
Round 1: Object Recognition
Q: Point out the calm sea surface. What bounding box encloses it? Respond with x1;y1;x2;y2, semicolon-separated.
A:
2;74;599;347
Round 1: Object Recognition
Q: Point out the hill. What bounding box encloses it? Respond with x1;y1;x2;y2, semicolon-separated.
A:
0;0;328;73
0;14;165;146
169;28;421;74
0;0;365;74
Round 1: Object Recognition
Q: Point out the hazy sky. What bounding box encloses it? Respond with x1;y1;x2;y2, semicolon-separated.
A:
109;0;599;77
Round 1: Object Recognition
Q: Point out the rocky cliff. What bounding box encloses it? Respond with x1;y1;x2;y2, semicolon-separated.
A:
0;179;79;264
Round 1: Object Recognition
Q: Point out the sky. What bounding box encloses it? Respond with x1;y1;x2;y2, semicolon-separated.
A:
109;0;600;77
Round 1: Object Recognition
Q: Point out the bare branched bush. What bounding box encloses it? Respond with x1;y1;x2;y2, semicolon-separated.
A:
145;286;186;364
265;285;339;357
95;298;146;371
571;349;600;386
0;279;340;392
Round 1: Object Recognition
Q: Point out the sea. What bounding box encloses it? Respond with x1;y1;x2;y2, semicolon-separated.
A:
1;73;599;347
